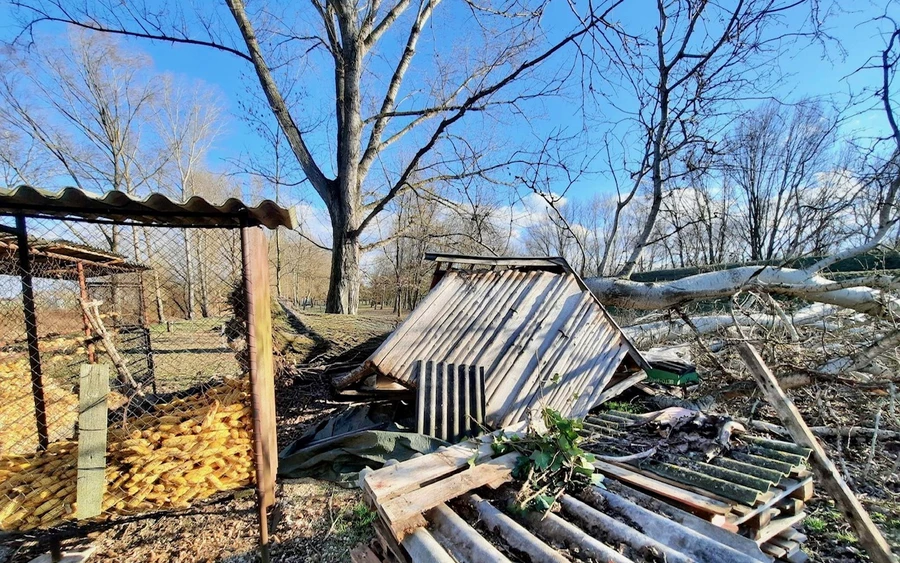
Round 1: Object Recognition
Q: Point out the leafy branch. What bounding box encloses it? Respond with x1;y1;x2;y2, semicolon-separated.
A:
491;408;602;515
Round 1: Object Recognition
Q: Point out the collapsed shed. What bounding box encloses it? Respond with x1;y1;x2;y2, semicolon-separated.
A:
336;253;650;429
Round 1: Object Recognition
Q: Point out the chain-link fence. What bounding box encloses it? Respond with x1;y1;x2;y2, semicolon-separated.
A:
0;210;275;548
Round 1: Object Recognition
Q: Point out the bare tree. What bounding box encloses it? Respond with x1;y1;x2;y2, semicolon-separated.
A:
156;76;223;319
11;0;626;313
722;99;841;261
589;0;826;278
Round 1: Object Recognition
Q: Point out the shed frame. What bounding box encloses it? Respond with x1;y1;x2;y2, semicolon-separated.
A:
0;186;293;561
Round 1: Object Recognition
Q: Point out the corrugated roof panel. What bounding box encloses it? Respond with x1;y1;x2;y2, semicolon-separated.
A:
348;266;647;426
0;186;297;229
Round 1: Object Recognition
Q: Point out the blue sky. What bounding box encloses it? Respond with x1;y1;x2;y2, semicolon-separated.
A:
1;0;897;211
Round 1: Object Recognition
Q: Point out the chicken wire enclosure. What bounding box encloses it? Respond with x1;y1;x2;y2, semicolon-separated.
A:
0;186;294;560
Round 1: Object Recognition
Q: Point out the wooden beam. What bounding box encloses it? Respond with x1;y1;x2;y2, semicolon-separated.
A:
737;342;896;563
76;364;109;520
242;224;277;563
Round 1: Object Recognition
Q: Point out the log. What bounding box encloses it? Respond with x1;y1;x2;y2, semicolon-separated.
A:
80;300;138;392
737;342;896;563
744;419;900;442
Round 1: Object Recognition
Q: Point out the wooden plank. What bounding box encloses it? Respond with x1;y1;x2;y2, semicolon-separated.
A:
596;370;648;405
788;478;814;501
752;512;806;543
760;543;787;558
733;477;813;526
738;342;895;563
365;440;495;503
76;364;109;520
768;536;801;556
593;460;733;516
380;452;520;538
242;224;278;563
243;226;277;509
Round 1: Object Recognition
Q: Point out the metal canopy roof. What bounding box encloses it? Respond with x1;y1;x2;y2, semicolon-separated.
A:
0;186;298;229
0;234;147;279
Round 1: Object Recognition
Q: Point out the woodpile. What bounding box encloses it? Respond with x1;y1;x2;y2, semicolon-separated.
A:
585;409;814;562
359;429;780;563
0;377;254;532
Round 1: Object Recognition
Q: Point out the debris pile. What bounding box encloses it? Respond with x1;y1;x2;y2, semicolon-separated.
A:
584;408;813;562
359;425;779;563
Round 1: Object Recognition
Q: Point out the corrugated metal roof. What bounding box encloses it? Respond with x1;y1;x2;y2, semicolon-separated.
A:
341;267;647;427
0;186;297;229
0;234;148;279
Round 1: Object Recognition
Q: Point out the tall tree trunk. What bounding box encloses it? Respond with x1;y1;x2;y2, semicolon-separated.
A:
141;227;165;323
274;228;282;299
326;225;361;314
196;231;209;317
325;16;364;315
183;228;195;320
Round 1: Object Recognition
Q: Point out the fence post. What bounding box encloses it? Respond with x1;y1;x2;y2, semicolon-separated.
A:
16;214;49;452
241;222;277;563
76;364;109;520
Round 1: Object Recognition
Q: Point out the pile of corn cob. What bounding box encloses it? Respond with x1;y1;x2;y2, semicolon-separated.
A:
0;357;80;454
0;377;254;531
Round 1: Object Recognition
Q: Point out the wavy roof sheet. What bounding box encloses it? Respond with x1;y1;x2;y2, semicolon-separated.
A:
0;186;297;229
340;256;648;427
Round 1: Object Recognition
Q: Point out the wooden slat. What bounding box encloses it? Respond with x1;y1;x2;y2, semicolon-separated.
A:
593;460;733;516
365;437;498;503
76;364;109;520
380;452;520;538
752;512;807;543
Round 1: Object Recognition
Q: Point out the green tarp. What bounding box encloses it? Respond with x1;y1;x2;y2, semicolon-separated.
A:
277;403;446;486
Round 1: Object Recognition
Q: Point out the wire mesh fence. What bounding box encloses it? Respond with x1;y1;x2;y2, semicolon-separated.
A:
0;215;262;535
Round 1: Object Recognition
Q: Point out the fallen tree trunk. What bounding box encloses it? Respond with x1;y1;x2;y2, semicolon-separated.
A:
622;303;841;342
586;266;900;317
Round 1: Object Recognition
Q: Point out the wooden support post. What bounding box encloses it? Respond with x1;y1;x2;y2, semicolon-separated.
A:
241;223;277;563
16;215;49;451
737;342;896;563
76;364;109;520
76;262;96;364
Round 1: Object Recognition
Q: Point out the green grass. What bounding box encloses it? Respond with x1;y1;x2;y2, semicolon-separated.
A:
604;401;641;414
328;502;377;543
804;517;827;532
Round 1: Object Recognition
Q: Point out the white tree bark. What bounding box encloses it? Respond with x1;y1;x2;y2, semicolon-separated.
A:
622;303;841;343
586;266;900;317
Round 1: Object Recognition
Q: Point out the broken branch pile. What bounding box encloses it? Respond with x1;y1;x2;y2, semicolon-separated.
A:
583;408;814;562
0;377;254;532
